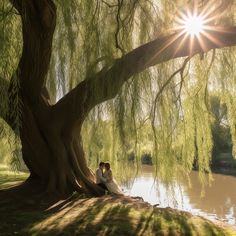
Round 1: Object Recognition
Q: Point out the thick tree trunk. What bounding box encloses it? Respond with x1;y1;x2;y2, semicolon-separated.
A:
20;100;102;196
20;101;103;196
8;0;104;197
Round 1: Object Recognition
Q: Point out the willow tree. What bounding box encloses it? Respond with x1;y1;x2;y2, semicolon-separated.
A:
1;0;236;197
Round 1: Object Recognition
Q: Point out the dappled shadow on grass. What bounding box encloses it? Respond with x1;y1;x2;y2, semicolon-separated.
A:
0;166;233;236
29;197;135;236
0;193;233;236
24;196;231;236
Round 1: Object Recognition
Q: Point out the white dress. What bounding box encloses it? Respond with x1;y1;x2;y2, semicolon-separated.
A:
104;169;123;195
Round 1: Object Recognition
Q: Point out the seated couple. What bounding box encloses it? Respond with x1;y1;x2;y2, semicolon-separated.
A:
95;162;123;195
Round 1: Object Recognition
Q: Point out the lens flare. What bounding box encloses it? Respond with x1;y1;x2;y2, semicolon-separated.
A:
171;3;223;57
183;15;205;36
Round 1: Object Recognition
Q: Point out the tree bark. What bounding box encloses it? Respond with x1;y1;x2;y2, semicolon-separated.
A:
8;0;103;197
8;0;236;198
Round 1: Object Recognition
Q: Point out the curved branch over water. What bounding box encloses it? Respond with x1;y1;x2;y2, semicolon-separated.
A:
56;26;236;123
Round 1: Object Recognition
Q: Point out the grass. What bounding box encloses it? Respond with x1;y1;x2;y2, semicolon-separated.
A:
0;164;235;236
0;164;29;189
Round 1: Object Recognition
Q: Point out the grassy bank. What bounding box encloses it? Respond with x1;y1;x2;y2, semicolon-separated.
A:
0;164;29;189
0;164;235;236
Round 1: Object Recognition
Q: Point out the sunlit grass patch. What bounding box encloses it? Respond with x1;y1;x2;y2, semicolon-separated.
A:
29;196;236;236
0;164;28;189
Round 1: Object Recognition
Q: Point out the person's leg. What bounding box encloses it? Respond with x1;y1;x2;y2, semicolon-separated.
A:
97;183;108;191
97;183;108;195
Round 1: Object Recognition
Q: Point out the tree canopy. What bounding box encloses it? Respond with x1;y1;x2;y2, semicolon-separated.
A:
1;0;236;190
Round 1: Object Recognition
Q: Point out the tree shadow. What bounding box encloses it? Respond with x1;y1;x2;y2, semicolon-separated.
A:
0;187;233;236
37;198;135;236
27;197;232;236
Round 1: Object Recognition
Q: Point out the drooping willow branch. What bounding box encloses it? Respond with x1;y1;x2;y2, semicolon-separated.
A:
152;56;191;119
150;56;191;160
0;77;10;126
55;26;236;126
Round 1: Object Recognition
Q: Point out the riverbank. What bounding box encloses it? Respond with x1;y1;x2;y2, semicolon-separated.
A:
211;168;236;177
0;165;235;235
140;152;236;177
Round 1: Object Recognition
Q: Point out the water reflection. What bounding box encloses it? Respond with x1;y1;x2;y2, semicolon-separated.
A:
121;165;236;225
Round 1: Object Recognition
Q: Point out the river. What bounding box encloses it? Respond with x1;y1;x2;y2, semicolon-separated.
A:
120;165;236;225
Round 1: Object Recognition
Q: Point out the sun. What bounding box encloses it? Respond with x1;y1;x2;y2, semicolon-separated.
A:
175;10;209;38
183;15;205;36
171;4;222;56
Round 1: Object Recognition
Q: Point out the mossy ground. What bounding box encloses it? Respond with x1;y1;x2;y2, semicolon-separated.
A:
0;164;235;236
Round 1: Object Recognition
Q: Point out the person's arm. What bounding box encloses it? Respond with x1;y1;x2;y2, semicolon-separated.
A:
106;170;112;182
97;169;107;182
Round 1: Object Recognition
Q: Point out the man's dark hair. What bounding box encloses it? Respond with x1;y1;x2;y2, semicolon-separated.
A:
99;162;105;167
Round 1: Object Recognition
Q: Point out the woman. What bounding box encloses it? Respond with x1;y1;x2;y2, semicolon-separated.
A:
104;162;123;195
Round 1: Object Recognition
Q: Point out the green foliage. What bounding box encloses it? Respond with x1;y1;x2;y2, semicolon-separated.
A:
0;129;11;164
1;0;236;183
210;96;231;159
0;1;22;170
0;119;22;171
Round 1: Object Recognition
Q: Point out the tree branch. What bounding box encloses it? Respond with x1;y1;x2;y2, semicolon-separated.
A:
57;26;236;123
9;0;22;13
13;0;56;103
0;78;12;129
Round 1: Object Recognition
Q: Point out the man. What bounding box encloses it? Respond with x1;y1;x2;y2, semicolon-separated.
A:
95;162;108;192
